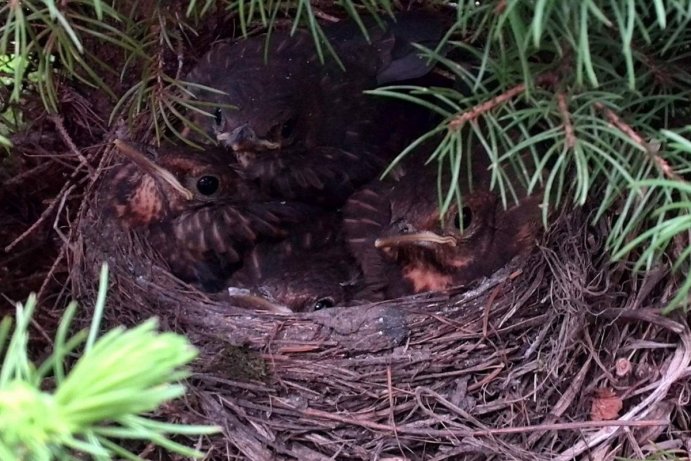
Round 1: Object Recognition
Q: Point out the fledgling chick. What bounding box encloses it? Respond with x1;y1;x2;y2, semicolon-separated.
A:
105;140;316;291
185;12;448;206
227;213;362;312
344;149;544;300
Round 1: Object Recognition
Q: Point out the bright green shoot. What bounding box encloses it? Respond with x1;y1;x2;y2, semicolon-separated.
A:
0;264;220;461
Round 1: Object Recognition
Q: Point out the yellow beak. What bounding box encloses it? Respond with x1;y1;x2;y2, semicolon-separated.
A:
226;287;293;314
374;231;457;249
113;140;194;200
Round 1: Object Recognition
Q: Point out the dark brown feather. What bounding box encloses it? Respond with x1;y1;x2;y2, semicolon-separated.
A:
185;12;448;207
228;212;362;312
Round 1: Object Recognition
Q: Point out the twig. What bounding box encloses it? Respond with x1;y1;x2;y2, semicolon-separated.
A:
482;284;502;338
52;184;77;246
597;308;685;334
174;12;185;81
312;9;339;22
301;407;667;438
594;102;685;182
448;74;557;130
3;161;53;186
583;328;616;383
470;419;668;436
467;365;504;392
527;357;592;445
387;366;404;456
448;83;528;130
557;92;576;149
38;243;66;301
4;183;75;252
49;114;94;176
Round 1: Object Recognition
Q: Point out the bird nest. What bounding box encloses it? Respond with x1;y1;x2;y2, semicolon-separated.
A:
68;142;691;460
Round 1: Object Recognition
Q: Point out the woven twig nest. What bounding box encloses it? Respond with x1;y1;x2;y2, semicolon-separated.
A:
67;142;691;460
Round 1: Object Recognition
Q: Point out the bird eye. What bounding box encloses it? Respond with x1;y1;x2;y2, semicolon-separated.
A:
196;175;220;196
213;108;223;127
454;206;473;230
280;118;297;139
313;297;335;310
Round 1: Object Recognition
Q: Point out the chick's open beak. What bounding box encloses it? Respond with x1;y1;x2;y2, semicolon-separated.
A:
375;231;457;249
113;140;194;200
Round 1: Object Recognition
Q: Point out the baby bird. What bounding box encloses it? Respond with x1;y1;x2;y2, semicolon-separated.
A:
227;213;362;312
106;140;315;290
344;151;544;300
185;12;447;206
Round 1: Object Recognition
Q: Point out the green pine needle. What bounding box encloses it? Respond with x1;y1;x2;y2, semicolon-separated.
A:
0;264;220;460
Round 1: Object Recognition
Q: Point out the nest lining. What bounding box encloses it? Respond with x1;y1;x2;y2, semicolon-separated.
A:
66;143;691;461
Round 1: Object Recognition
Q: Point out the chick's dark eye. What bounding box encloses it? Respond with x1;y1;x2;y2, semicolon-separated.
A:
454;206;473;230
280;118;297;139
213;108;223;127
313;297;335;310
196;175;220;196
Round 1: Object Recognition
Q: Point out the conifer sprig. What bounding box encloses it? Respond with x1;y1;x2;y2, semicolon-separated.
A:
0;264;219;460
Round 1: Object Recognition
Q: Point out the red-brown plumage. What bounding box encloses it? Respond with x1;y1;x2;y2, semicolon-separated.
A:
105;141;317;291
344;151;544;300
